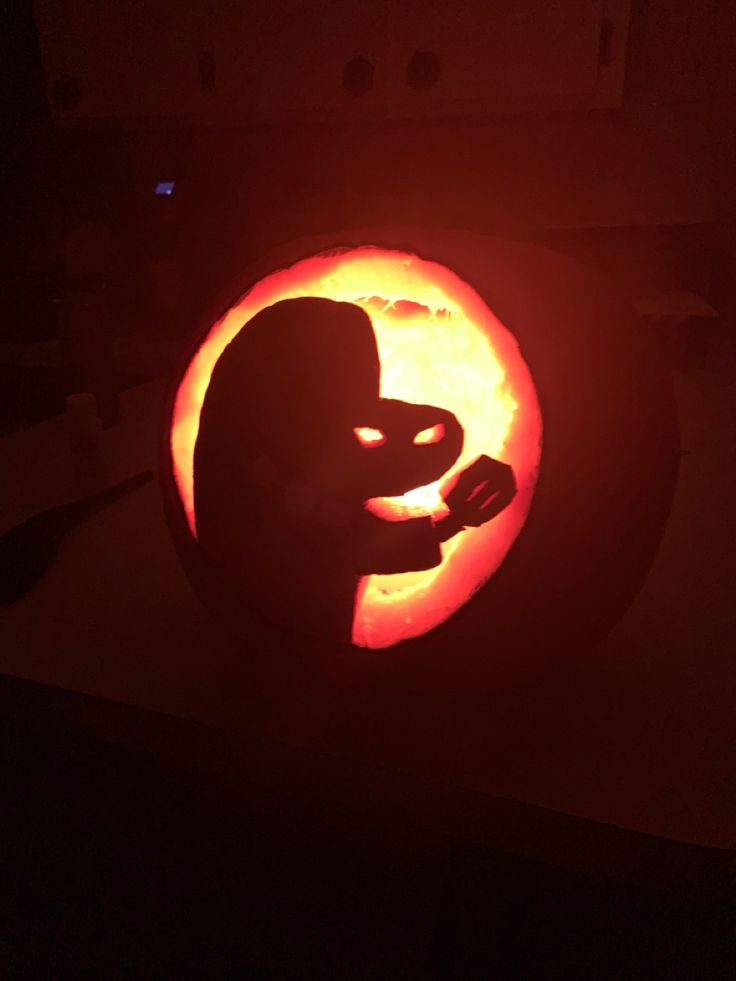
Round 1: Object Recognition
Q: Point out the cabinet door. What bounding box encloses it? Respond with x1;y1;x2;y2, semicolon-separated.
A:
208;0;389;122
34;0;206;118
34;0;389;123
386;0;630;118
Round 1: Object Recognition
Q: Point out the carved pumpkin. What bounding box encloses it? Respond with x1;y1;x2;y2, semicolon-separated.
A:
169;246;541;649
162;229;677;677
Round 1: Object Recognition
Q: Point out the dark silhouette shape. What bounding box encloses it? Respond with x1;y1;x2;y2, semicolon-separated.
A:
0;471;153;604
194;298;516;642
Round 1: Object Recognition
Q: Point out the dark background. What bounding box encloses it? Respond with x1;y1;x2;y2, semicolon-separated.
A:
2;0;735;351
1;2;735;977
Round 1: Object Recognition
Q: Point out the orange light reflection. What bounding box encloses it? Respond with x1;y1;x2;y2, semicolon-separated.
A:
413;424;445;445
354;426;386;447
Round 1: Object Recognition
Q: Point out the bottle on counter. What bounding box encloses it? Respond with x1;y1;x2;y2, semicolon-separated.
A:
65;392;108;496
58;220;121;427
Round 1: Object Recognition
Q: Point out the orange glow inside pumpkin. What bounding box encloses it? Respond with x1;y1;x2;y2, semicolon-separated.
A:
413;423;445;446
354;425;387;447
171;247;542;649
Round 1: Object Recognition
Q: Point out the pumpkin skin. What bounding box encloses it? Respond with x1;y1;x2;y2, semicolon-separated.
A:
161;228;678;690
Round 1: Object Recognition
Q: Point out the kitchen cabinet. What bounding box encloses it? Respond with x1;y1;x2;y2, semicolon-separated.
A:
34;0;630;122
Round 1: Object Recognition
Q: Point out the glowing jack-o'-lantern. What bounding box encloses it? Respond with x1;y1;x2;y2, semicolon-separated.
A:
162;229;678;672
168;246;542;650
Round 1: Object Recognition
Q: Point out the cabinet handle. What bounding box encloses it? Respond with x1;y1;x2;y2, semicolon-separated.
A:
342;57;374;96
406;51;441;90
598;16;614;70
198;51;216;89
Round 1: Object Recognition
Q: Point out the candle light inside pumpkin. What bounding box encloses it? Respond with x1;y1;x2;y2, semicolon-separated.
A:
171;247;542;649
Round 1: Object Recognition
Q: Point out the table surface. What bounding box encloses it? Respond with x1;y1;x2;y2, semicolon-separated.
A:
2;332;736;851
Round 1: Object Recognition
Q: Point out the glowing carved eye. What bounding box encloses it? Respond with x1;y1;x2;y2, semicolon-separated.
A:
354;426;386;447
413;423;445;445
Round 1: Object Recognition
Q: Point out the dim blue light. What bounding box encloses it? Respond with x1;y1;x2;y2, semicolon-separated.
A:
155;181;175;196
